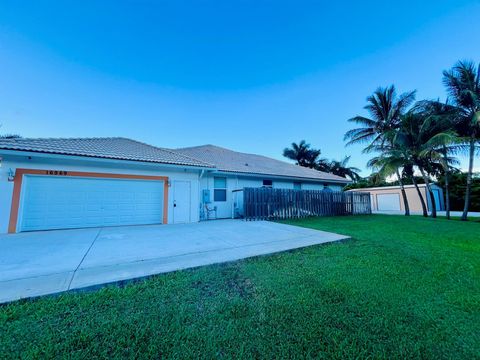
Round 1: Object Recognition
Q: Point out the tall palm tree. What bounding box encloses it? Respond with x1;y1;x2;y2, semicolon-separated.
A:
283;140;322;168
414;100;463;219
367;142;428;217
345;85;417;148
394;111;441;217
345;85;416;215
366;149;413;211
394;109;460;218
443;61;480;220
403;163;428;217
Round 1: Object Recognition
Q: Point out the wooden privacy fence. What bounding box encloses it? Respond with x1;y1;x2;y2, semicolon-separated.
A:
243;187;371;221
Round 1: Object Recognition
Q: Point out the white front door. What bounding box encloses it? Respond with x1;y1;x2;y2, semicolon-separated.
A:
173;180;191;224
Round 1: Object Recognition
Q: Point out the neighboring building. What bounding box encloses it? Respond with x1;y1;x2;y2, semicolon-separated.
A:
0;138;349;233
348;184;444;212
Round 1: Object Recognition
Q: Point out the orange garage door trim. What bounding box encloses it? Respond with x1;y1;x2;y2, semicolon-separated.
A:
8;168;169;233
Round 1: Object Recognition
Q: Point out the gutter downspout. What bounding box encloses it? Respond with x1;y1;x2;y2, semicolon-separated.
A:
199;169;206;221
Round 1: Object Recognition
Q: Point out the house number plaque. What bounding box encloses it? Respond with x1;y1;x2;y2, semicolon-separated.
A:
45;170;68;176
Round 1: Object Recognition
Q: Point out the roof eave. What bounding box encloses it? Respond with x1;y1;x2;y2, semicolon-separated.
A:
0;149;216;170
208;169;351;184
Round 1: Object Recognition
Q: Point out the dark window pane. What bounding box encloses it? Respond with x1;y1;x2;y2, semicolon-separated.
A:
214;189;227;201
263;179;272;187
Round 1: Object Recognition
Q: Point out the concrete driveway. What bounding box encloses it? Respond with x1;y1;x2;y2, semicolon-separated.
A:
0;220;349;303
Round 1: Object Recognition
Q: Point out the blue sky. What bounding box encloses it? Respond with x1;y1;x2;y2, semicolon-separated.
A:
0;0;479;174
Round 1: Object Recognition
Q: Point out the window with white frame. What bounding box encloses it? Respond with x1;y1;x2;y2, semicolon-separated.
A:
214;177;227;201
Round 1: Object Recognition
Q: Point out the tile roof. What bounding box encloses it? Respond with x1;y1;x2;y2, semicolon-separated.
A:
177;145;350;183
0;138;350;183
0;137;213;168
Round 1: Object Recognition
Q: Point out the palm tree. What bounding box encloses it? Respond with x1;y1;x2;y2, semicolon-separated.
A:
394;109;461;218
414;100;463;219
315;158;332;173
367;143;428;217
345;85;416;215
322;156;361;182
0;134;21;139
443;61;480;220
345;85;416;149
0;125;21;139
394;111;442;217
283;140;322;168
403;163;428;217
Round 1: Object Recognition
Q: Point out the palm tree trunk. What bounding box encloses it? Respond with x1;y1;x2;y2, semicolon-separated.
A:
411;175;428;217
396;168;410;216
442;146;450;220
419;167;436;218
461;138;475;221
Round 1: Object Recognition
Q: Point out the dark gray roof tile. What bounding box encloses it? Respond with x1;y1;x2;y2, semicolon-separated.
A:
177;145;350;183
0;137;213;168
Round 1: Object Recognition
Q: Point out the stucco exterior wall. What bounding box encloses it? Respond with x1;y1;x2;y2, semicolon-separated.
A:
200;173;345;219
0;154;202;233
350;185;444;212
0;151;349;232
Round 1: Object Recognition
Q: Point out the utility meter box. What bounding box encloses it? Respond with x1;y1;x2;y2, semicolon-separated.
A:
202;189;211;203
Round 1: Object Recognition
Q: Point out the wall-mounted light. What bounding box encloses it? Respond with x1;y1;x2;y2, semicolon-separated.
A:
167;180;171;187
7;168;15;182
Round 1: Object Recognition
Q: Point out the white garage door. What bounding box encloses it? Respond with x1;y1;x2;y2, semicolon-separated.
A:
19;175;165;231
376;193;401;211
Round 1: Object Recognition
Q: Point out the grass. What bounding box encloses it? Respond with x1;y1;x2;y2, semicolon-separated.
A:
1;215;479;359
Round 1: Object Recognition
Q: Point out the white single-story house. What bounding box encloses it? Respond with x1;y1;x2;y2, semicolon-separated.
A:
0;138;350;233
348;184;444;212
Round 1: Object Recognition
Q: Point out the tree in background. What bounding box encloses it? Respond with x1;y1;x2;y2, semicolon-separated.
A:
393;111;444;217
414;100;463;219
367;144;430;217
403;164;428;217
283;140;323;168
437;172;480;212
343;172;388;191
0;125;21;139
283;140;361;182
443;61;480;220
322;156;361;182
344;85;416;216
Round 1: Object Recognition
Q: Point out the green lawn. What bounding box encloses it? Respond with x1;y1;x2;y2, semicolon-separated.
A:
1;215;479;359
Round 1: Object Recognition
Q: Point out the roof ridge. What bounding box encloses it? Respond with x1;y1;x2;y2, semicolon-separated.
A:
177;144;349;182
180;144;333;173
125;138;215;167
167;150;215;167
179;144;269;157
176;144;218;150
